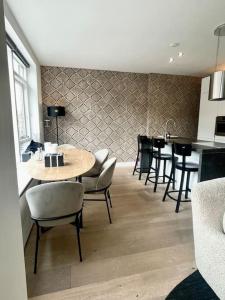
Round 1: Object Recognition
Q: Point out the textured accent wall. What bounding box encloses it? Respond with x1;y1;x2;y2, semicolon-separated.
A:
41;67;148;161
41;67;201;162
147;74;201;137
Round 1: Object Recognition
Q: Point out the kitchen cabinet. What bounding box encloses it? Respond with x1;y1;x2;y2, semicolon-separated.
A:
197;76;218;141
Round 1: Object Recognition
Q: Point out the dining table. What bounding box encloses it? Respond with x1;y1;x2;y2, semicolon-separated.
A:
26;148;95;181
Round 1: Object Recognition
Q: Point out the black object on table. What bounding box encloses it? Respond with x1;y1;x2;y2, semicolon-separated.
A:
21;140;44;162
44;153;64;167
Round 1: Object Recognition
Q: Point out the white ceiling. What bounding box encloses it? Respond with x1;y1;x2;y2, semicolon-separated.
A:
5;0;225;76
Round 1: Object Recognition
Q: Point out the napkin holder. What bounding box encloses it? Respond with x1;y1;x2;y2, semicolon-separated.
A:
45;153;64;168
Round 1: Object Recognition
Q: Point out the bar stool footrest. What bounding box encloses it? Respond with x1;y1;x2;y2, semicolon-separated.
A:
166;190;191;202
148;174;173;185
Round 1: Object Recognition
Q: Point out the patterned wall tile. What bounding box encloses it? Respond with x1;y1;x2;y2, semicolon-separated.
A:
147;74;201;138
41;67;148;161
41;67;201;162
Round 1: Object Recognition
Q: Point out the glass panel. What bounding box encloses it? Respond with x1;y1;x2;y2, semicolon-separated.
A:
13;54;26;79
12;56;19;74
14;80;28;140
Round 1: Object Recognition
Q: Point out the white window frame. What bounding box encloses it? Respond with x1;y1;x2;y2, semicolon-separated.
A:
7;46;31;163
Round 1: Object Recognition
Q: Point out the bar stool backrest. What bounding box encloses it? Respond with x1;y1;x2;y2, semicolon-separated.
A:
173;142;192;167
174;143;192;156
138;135;153;151
153;138;166;149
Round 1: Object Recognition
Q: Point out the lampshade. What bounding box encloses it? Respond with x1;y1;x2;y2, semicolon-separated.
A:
47;106;65;117
209;23;225;101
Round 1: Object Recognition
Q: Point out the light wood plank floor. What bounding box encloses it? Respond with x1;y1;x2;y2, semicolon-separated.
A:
26;167;196;300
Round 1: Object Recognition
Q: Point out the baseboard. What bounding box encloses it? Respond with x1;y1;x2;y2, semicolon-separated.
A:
116;161;135;167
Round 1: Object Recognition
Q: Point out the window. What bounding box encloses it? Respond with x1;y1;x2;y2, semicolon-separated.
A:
5;21;41;195
7;47;31;163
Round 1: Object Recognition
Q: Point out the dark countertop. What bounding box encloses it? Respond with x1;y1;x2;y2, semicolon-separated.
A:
164;137;225;153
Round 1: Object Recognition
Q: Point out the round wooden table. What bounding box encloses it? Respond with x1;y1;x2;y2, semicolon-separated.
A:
26;148;95;181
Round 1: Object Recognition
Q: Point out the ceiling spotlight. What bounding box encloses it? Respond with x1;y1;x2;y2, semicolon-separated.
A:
169;42;180;47
169;57;174;63
178;52;184;57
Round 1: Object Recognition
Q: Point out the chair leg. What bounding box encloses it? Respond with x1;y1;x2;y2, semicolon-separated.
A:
80;209;83;228
107;190;112;208
163;160;166;183
185;171;190;199
75;215;83;262
145;156;153;185
176;170;185;213
138;168;142;180
34;222;40;274
154;159;160;192
145;168;150;185
162;166;173;202
104;190;112;224
172;164;176;190
133;153;139;175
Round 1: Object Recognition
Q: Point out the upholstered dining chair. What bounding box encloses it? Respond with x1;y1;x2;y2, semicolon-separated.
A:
58;143;76;150
26;181;84;274
82;157;117;224
82;149;109;178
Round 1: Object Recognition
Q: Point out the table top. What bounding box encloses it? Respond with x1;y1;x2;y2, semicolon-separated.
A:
26;148;95;181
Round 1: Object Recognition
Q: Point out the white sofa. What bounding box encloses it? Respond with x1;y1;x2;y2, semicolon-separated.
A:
192;178;225;299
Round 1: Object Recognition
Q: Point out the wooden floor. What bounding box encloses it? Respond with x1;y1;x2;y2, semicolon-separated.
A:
26;167;195;300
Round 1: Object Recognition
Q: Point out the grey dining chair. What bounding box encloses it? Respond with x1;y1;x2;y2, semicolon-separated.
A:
82;148;109;177
82;157;117;224
26;181;84;274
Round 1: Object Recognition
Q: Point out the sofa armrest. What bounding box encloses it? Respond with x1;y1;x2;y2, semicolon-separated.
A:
192;178;225;234
192;178;225;299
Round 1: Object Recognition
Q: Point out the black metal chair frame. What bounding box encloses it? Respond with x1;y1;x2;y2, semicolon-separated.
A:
162;143;198;213
84;184;112;224
145;138;175;192
32;208;83;274
133;135;154;180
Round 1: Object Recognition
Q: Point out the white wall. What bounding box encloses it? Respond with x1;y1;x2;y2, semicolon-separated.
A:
198;76;225;143
0;1;27;299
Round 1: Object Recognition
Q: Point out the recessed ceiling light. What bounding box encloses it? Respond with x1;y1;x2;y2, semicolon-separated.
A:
169;57;174;63
169;42;180;47
178;52;184;57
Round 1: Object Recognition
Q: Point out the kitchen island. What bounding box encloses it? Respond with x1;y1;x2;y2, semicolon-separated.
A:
160;137;225;191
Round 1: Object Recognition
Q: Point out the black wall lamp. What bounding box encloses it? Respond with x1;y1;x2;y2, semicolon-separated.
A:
47;106;65;145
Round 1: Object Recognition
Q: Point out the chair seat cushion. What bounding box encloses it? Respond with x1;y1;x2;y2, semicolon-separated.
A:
153;153;172;160
176;162;199;172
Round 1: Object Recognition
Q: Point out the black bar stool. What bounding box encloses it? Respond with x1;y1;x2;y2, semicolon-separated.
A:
162;142;199;213
133;135;154;180
145;138;175;192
